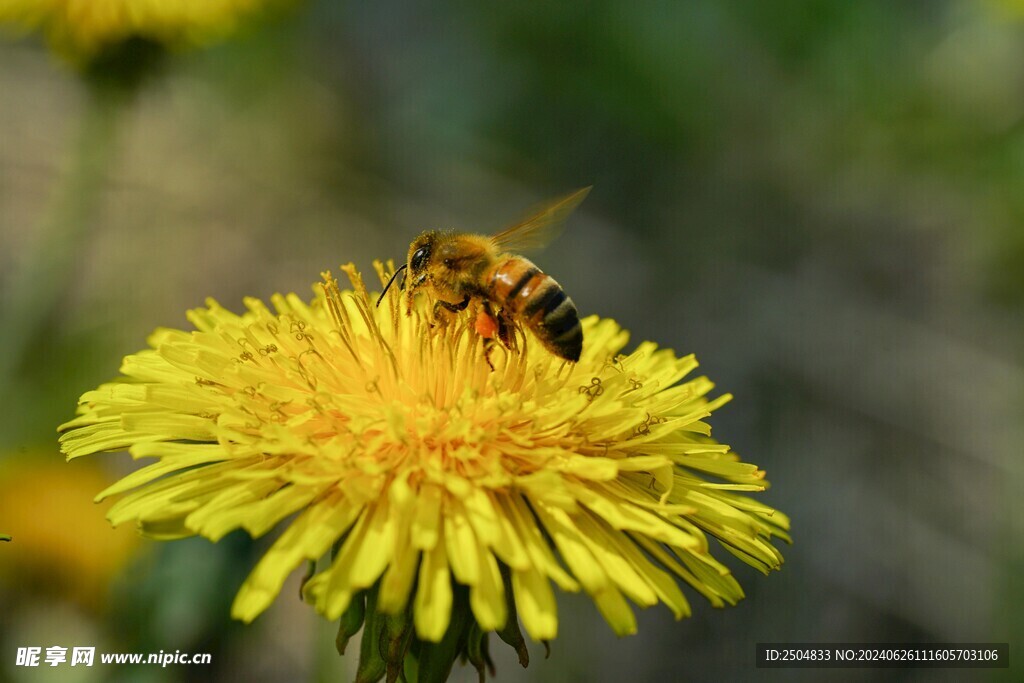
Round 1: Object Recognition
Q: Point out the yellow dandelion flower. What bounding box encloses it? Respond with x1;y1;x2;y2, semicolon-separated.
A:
58;263;789;678
0;0;284;64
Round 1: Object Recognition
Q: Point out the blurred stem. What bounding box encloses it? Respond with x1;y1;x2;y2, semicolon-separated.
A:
0;534;10;542
0;81;127;384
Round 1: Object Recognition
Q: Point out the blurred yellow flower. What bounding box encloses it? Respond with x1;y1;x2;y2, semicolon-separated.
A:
59;263;788;673
0;458;141;610
0;0;282;63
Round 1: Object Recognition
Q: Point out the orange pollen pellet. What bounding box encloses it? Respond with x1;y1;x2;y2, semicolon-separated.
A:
475;309;498;339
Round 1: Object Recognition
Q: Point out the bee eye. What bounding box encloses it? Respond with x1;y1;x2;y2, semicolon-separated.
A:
411;247;429;272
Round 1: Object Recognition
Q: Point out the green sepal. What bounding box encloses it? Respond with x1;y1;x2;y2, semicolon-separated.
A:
495;565;529;668
337;568;541;682
336;589;367;656
379;602;414;683
463;622;493;683
403;652;418;683
356;584;386;683
299;560;316;599
414;585;471;683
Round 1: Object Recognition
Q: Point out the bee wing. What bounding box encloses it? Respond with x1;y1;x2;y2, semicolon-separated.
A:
489;187;591;252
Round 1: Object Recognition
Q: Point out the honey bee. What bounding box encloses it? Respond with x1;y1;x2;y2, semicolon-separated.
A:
377;188;590;363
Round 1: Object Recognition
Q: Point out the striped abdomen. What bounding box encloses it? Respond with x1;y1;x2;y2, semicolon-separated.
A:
485;256;582;362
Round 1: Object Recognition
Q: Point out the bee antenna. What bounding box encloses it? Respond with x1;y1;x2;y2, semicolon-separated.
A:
376;264;408;307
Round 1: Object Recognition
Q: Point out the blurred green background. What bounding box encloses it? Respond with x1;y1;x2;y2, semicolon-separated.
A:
1;1;1022;681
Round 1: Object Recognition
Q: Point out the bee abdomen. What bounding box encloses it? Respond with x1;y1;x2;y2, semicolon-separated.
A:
489;258;540;304
489;258;582;362
536;290;583;363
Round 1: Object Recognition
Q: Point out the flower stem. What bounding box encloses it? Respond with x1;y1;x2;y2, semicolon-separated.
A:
0;81;126;383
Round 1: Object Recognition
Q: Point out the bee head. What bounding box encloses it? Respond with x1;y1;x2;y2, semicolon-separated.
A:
376;231;438;308
404;231;439;296
407;232;436;275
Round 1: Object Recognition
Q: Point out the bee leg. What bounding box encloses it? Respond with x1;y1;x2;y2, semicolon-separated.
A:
406;273;429;316
433;295;470;314
431;295;470;327
482;338;497;372
496;310;514;350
